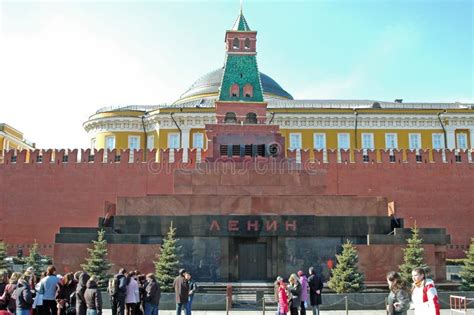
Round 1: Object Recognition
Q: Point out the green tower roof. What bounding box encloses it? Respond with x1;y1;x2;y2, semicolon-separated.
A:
232;10;251;31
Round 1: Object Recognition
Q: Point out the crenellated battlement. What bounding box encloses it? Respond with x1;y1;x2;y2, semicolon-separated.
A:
1;148;473;167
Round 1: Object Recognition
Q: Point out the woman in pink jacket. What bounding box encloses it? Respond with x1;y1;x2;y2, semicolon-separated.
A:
278;280;288;315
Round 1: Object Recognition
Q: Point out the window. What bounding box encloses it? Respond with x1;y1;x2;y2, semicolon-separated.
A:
244;38;250;49
243;84;253;98
289;133;302;150
91;138;96;150
232;38;240;49
457;133;468;149
385;133;398;150
128;136;140;150
224;112;237;123
193;133;204;149
313;133;326;150
361;133;374;150
245;112;257;124
337;133;350;150
230;84;239;97
147;135;154;150
409;133;421;150
432;133;444;150
105;136;115;150
168;133;180;149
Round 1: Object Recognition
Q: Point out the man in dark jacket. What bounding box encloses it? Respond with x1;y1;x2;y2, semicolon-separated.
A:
110;268;127;315
84;277;102;315
307;267;323;315
76;272;90;315
173;269;189;315
144;274;160;315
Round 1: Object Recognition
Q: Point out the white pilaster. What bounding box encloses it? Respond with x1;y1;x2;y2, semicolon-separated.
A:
470;128;474;149
181;128;190;163
446;127;456;150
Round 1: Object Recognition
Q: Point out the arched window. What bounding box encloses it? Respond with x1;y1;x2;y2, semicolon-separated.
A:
230;83;239;97
245;112;257;124
244;38;250;49
243;84;253;98
232;38;240;49
224;112;237;123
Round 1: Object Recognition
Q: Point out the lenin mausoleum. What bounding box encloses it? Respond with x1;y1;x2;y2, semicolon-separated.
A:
1;10;473;283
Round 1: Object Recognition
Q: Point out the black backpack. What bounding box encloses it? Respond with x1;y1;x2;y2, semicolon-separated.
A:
107;276;120;297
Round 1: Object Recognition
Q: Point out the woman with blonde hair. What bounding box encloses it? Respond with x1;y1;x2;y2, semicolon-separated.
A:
287;274;301;315
386;271;410;315
1;272;22;314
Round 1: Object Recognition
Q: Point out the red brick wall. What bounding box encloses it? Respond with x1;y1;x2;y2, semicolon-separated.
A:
0;148;472;260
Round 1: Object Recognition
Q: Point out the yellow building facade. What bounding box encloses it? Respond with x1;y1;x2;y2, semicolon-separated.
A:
83;18;474;157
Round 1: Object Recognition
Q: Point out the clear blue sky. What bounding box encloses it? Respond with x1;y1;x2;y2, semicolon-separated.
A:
0;0;472;148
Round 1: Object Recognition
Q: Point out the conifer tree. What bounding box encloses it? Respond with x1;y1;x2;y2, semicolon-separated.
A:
81;229;112;290
399;223;426;285
328;240;365;293
0;241;9;270
154;221;181;292
24;241;45;277
459;238;474;291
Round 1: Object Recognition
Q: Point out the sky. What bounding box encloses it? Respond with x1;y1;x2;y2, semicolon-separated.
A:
0;0;472;149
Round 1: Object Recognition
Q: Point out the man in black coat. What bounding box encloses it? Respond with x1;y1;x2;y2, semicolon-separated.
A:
173;269;189;315
110;268;128;315
307;267;323;315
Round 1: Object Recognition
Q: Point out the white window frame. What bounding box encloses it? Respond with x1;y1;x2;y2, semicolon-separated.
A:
432;133;444;150
193;133;204;149
105;136;115;150
456;132;468;149
128;136;140;150
361;133;374;150
313;133;326;150
409;133;422;150
385;133;398;150
337;133;350;150
146;135;154;150
90;138;96;150
168;133;180;149
289;133;302;150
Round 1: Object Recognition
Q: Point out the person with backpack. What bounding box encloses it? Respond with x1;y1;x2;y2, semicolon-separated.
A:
411;268;440;315
16;273;34;315
386;271;410;315
108;269;127;315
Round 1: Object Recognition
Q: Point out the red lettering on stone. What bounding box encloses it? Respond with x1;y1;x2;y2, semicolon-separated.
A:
285;220;297;231
209;220;221;231
265;220;277;231
247;220;259;231
228;220;239;231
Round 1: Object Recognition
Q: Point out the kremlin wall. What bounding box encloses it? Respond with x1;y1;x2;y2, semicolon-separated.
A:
0;147;472;281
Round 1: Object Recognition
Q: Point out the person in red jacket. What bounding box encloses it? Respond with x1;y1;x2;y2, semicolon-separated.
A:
411;267;440;315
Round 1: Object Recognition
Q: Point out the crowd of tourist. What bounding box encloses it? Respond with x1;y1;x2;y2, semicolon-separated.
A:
0;265;440;315
0;266;196;315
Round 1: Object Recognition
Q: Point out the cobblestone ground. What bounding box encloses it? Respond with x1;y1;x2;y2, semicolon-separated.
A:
102;310;470;315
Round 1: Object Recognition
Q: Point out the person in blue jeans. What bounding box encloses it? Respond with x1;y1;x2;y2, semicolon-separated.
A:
15;273;33;315
173;269;189;315
144;274;160;315
185;273;196;315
